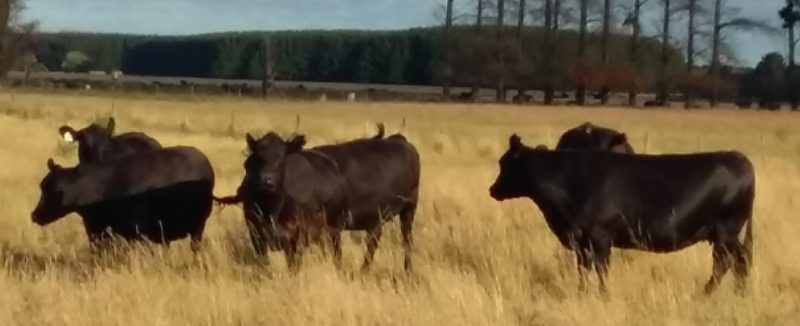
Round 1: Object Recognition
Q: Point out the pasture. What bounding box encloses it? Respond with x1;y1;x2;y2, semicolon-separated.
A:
0;92;799;325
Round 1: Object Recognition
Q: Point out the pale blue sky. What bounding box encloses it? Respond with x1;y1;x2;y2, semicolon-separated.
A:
24;0;785;67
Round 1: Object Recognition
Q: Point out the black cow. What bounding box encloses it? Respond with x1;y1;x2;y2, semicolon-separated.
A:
32;147;215;250
217;133;348;269
218;125;420;272
489;135;755;294
58;118;162;164
313;126;420;272
556;122;635;154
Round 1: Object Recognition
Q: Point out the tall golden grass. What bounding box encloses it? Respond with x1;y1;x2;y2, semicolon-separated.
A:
0;92;799;325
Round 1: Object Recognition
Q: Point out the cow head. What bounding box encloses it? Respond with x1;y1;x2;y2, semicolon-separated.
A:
31;159;78;226
58;118;117;163
608;133;633;154
490;134;540;201
244;132;306;193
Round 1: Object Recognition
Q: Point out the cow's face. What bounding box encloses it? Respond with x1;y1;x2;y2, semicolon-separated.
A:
32;159;75;226
244;132;306;193
490;134;535;201
59;118;116;163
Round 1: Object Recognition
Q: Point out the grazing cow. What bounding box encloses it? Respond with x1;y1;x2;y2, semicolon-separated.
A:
218;125;420;272
58;118;162;164
489;135;755;294
216;133;348;269
31;147;215;250
556;122;635;154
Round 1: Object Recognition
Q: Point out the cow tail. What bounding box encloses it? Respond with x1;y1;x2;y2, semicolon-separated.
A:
373;123;385;140
213;195;242;206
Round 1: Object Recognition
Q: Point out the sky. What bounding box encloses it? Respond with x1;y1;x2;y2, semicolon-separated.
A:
24;0;786;67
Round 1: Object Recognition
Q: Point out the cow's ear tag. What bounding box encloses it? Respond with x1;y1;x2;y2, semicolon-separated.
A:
63;132;74;142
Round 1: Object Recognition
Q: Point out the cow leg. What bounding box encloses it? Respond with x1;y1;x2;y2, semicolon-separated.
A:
574;236;593;292
189;220;208;254
399;204;417;272
591;236;612;295
284;237;302;273
329;229;343;269
704;242;734;294
733;217;754;295
246;221;268;257
361;226;383;272
731;241;751;294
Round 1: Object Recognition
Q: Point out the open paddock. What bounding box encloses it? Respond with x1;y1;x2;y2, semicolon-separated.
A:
0;92;798;325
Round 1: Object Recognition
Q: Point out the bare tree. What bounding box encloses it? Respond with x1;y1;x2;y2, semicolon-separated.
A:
261;36;276;99
658;0;672;106
624;0;650;106
709;0;777;107
477;0;485;29
470;0;486;101
0;0;35;77
543;0;555;104
514;0;527;102
684;0;698;109
495;0;507;102
600;0;612;105
709;0;721;107
516;0;526;37
442;0;456;99
576;0;589;105
780;0;800;109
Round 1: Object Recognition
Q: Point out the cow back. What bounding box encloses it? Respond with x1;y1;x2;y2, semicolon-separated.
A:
69;146;214;207
314;135;420;220
112;132;162;155
517;150;754;250
556;123;635;154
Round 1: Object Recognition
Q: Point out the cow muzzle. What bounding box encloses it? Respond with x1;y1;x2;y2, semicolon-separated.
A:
31;210;53;226
488;184;506;201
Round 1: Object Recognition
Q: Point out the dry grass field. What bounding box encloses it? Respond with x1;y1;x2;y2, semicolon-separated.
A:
0;92;799;325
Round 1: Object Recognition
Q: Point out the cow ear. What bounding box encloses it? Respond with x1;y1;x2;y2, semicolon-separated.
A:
286;135;306;153
58;126;77;143
47;158;60;171
106;117;116;135
246;133;258;152
582;122;593;134
509;134;523;150
612;133;628;146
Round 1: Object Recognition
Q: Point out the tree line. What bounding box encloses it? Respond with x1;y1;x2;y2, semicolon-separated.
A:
3;0;799;108
28;28;677;89
438;0;791;108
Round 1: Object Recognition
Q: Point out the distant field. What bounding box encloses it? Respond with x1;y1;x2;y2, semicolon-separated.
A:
5;71;659;104
0;92;798;325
